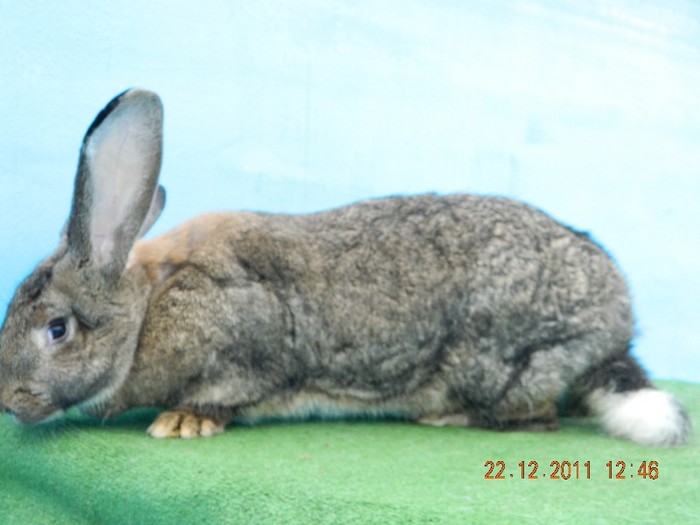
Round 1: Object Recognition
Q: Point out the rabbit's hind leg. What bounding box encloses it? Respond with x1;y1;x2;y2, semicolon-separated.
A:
415;405;558;432
442;335;597;434
485;402;559;432
417;413;472;427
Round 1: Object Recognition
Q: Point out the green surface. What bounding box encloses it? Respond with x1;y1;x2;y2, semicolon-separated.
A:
1;381;698;524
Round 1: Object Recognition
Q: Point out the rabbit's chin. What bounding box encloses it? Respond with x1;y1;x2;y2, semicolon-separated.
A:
6;405;64;426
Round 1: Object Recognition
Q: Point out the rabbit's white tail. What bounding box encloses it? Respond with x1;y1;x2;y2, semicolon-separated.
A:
575;349;690;446
587;387;690;447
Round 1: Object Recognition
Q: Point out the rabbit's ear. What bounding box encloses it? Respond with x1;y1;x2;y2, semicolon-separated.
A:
65;89;164;280
61;185;165;244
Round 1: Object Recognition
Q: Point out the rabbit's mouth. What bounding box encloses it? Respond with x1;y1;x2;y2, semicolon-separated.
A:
0;387;63;425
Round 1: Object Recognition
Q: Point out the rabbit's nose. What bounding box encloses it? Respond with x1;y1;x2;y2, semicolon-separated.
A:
0;399;17;420
0;393;11;415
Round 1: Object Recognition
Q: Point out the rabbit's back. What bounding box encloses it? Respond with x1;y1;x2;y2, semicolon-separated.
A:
296;194;632;402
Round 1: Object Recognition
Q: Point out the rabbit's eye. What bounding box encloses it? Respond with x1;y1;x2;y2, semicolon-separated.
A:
47;318;68;343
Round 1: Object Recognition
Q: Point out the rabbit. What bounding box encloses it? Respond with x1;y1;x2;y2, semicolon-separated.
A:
0;89;690;445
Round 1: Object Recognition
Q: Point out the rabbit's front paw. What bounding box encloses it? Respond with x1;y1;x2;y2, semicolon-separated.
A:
147;409;225;439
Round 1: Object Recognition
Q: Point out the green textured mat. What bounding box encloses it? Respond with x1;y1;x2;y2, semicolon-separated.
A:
1;381;698;524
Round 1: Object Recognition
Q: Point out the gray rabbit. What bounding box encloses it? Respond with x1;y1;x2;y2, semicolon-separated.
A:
0;89;690;445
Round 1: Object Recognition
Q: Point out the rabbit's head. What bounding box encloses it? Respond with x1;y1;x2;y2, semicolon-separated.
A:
0;89;165;424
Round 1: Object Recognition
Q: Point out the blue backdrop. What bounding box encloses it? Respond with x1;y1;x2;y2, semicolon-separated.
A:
1;1;698;381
